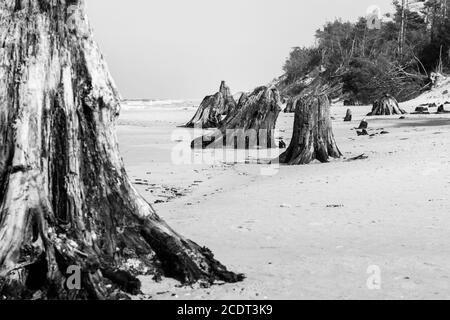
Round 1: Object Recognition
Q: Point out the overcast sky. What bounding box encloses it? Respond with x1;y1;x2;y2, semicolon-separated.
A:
87;0;394;100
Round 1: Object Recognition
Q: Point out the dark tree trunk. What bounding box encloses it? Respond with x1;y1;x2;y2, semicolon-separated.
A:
0;0;242;300
412;106;430;114
184;81;237;128
191;86;281;149
344;109;352;122
437;105;450;113
279;94;342;165
368;94;406;116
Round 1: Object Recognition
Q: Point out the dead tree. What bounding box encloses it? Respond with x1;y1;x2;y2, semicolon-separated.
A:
368;94;407;116
191;86;281;149
184;81;237;128
279;94;342;165
0;0;242;300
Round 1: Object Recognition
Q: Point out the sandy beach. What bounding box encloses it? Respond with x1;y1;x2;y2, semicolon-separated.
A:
117;100;450;300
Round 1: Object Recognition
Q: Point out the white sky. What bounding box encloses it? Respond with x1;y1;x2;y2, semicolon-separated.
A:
87;0;395;100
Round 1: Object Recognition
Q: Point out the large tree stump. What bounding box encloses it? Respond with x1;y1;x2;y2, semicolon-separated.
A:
279;94;342;165
0;0;242;300
184;81;237;128
191;86;281;149
368;94;407;116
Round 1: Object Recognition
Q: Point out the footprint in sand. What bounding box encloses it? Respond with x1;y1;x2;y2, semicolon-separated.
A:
232;225;252;233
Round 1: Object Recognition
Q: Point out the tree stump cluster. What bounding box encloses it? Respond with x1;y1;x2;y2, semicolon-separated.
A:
279;94;342;165
191;86;282;149
368;94;407;116
0;0;242;300
184;81;237;128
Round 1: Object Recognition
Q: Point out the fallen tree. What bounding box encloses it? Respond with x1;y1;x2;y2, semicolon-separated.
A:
279;94;342;165
184;81;237;128
0;0;242;300
191;86;281;149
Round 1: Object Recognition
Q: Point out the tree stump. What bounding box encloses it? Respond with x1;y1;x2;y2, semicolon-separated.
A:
368;94;407;116
412;106;430;114
184;81;237;128
191;86;281;149
357;120;369;130
344;109;352;122
0;0;242;300
437;105;450;114
279;94;342;165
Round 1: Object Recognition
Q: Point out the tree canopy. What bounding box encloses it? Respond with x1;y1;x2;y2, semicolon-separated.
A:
280;0;450;103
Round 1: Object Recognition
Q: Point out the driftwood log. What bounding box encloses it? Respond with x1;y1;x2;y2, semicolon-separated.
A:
368;94;407;116
279;94;342;165
0;0;242;300
184;81;237;128
191;86;281;149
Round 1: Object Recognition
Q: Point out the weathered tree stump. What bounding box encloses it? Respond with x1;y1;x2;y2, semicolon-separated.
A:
0;0;242;300
357;120;369;130
437;105;450;114
184;81;237;128
191;86;281;149
279;94;342;165
412;106;430;114
368;94;407;116
344;109;352;122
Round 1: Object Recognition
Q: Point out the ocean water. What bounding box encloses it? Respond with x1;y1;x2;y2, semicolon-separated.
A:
121;99;200;111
